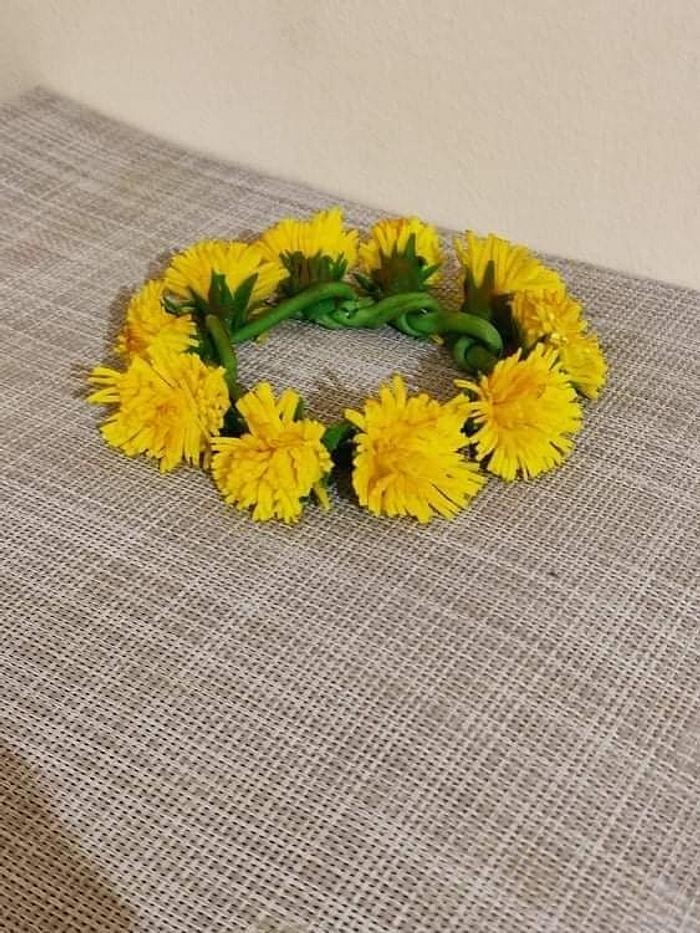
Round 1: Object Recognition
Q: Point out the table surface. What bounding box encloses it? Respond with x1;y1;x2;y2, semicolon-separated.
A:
1;88;699;933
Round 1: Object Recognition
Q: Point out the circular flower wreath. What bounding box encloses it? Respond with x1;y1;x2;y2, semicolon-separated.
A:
88;209;607;524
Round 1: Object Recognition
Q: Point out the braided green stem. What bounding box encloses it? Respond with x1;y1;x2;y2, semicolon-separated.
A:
230;282;356;344
465;346;498;374
409;311;503;355
451;335;497;374
452;335;476;371
359;292;442;328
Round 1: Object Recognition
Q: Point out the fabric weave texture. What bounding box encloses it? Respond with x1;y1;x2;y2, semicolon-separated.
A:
0;89;699;933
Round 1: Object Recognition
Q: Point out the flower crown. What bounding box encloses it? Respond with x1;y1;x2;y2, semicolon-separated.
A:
88;209;607;524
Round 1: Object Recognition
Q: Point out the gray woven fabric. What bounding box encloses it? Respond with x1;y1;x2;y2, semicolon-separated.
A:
1;89;699;933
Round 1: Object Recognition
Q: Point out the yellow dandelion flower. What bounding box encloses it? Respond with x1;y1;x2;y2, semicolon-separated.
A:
344;375;486;523
88;348;229;472
163;240;285;304
115;280;197;359
257;207;359;267
557;332;608;400
211;383;331;524
454;231;564;297
456;344;582;481
359;216;442;283
512;291;608;398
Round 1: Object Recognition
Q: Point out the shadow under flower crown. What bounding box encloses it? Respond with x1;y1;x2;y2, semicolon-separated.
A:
88;208;608;524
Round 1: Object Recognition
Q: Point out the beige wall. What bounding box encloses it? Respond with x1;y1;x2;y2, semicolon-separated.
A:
2;0;699;288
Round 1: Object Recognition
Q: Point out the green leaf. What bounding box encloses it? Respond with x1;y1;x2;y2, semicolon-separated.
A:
189;288;208;317
195;328;218;364
231;273;258;328
331;256;348;280
322;421;356;452
353;272;373;293
482;259;496;294
279;250;350;297
405;232;417;260
163;296;193;317
207;272;230;315
421;264;440;283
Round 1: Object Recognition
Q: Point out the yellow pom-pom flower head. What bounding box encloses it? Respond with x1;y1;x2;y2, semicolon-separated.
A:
115;279;197;359
256;208;359;297
357;216;442;298
456;344;582;481
512;291;608;399
211;383;332;524
344;375;486;523
88;348;229;473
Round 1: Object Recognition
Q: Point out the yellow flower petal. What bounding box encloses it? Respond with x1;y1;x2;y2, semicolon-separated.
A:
313;481;331;511
557;332;608;400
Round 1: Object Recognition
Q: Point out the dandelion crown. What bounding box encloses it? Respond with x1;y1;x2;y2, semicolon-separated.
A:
88;209;607;524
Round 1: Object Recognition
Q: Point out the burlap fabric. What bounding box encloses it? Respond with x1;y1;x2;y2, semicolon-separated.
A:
1;89;698;932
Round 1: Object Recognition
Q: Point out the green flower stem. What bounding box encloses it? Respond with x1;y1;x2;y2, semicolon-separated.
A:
465;346;498;374
410;311;503;355
451;334;476;370
230;282;356;344
452;336;498;374
205;314;239;396
368;292;442;328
